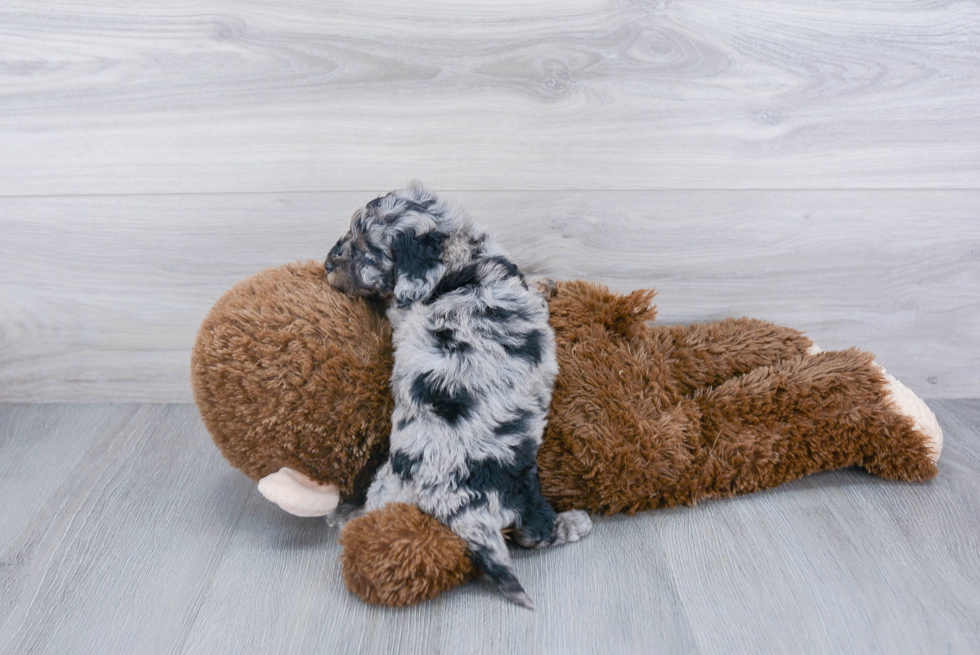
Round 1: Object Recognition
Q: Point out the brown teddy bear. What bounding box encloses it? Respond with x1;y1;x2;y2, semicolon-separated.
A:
192;261;942;607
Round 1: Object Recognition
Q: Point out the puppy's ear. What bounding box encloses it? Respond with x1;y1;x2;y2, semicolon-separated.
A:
391;230;446;307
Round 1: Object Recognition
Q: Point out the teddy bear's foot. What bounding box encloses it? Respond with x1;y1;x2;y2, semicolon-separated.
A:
806;346;940;463
874;364;943;463
257;467;341;517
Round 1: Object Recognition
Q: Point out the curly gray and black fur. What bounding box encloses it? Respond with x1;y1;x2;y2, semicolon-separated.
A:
324;182;591;609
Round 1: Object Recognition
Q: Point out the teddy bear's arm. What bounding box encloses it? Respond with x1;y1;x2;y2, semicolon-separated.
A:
654;318;814;396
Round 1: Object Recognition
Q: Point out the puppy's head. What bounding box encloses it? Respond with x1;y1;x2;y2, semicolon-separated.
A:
325;183;471;307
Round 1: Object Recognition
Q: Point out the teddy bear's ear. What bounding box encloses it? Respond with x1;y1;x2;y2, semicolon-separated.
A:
550;281;656;338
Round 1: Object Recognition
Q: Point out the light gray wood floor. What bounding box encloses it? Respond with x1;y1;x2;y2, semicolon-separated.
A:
1;400;978;655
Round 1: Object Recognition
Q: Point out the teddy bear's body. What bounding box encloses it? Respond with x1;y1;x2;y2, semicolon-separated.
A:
540;281;938;514
192;261;941;606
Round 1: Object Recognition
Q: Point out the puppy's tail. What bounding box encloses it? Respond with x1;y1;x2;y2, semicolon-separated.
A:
459;525;534;610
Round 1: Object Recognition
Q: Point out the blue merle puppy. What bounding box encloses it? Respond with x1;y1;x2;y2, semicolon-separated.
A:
324;182;592;609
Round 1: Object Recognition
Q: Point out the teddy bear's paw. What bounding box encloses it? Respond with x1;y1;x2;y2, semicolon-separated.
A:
875;363;943;463
257;467;341;517
340;503;476;606
546;510;593;548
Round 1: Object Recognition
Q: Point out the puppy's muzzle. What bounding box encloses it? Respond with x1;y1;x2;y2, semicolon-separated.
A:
324;254;349;288
324;258;343;289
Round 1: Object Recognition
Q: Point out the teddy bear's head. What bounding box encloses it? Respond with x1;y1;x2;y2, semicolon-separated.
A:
193;262;667;516
191;261;395;507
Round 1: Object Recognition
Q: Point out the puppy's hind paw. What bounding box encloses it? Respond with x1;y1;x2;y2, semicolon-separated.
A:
550;510;592;546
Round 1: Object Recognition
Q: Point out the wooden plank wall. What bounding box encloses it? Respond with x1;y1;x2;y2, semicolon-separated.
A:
1;0;978;401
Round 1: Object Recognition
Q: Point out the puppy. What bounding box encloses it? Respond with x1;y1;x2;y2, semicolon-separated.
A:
324;182;591;609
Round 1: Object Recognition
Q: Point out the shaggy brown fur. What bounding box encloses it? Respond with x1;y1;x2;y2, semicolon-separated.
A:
537;280;937;515
193;262;938;606
191;262;394;503
339;502;475;606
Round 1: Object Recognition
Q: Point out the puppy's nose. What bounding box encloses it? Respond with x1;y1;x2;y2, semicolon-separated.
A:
324;258;335;273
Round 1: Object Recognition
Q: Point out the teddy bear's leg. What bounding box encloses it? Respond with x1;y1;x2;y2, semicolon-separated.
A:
693;348;940;501
655;318;815;395
538;396;708;514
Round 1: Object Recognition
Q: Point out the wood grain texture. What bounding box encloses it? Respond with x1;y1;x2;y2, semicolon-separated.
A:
0;404;252;655
1;0;979;194
179;494;699;654
657;398;980;655
1;401;978;654
1;190;976;402
0;405;118;554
